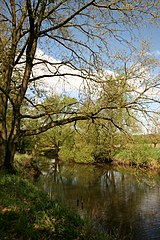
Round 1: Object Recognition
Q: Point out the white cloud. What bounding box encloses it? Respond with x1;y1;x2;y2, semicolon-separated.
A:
32;48;84;98
32;49;160;110
154;50;160;56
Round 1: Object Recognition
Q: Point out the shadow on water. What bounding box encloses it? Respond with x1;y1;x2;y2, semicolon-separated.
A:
37;161;160;240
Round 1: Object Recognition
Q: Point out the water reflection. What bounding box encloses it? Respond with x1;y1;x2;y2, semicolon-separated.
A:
39;163;160;240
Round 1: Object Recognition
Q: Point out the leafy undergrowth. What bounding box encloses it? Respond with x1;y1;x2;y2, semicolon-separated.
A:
0;173;116;240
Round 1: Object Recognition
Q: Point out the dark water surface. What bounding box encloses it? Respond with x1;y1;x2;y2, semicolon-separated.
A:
39;163;160;240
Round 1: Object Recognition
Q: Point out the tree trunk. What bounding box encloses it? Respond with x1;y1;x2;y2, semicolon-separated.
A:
4;140;17;173
0;95;7;169
0;141;6;168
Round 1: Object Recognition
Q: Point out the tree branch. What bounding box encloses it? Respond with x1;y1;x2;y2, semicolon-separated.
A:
39;0;95;35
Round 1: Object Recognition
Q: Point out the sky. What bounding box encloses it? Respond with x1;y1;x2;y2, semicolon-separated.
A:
32;8;160;134
140;24;160;55
35;20;160;97
33;2;160;109
33;49;85;99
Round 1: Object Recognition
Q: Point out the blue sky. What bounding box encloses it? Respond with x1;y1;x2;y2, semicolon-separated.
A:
140;24;160;55
37;7;160;96
36;20;160;93
38;19;160;73
35;17;160;133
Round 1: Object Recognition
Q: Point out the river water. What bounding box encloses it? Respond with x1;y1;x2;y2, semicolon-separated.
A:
39;163;160;240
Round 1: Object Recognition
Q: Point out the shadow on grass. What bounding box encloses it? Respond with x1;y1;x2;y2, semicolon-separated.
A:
0;211;47;240
0;173;84;240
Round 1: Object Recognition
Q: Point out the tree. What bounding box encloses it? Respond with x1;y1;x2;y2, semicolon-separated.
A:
0;0;159;172
35;95;78;159
149;116;160;147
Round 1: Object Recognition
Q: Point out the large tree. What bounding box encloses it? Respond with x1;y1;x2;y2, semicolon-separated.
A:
0;0;159;172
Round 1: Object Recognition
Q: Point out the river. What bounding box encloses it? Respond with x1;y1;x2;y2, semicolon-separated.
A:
38;162;160;240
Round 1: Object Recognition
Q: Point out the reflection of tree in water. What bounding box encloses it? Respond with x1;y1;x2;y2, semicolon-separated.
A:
41;164;160;239
92;170;159;239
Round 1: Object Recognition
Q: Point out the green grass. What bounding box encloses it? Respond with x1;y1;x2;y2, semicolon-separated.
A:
0;173;119;240
114;144;160;169
0;174;85;239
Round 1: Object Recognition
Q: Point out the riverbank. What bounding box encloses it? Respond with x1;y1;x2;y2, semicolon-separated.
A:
0;173;82;239
14;148;160;176
113;144;160;170
0;172;121;240
2;152;159;240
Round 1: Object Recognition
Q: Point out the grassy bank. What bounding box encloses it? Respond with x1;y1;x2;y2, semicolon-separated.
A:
0;174;83;240
0;173;119;240
114;144;160;169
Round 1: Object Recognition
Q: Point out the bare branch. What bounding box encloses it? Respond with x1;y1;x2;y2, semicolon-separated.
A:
39;1;95;35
